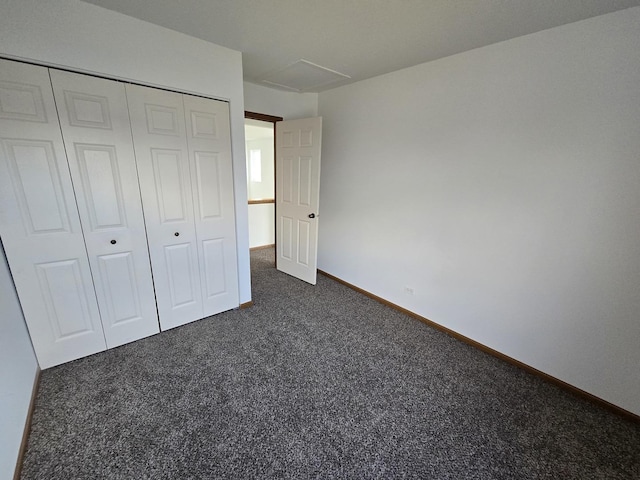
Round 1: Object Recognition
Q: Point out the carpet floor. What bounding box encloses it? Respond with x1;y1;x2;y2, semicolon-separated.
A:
20;248;640;479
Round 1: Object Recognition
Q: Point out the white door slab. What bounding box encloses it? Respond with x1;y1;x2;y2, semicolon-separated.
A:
0;59;106;368
126;83;203;330
276;117;322;284
183;95;239;316
51;70;160;348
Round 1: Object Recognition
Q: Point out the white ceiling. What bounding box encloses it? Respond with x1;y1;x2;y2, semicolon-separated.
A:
81;0;640;93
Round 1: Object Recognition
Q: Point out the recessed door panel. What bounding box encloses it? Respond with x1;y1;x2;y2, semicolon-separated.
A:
51;69;160;348
0;59;106;368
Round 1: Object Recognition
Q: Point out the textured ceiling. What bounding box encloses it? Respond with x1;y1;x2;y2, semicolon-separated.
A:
81;0;640;92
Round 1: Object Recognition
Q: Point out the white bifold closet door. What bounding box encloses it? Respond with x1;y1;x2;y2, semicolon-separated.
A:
126;84;238;330
182;94;239;319
50;70;160;347
0;59;106;368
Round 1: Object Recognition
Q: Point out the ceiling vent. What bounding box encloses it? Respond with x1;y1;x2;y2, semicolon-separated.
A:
260;59;350;92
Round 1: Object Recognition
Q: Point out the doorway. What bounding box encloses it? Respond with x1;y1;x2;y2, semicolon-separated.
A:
244;112;282;258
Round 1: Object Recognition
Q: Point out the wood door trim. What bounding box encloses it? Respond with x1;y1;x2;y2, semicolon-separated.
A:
245;111;283;123
317;269;640;424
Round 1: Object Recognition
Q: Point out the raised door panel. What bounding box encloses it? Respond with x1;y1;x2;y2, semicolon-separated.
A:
276;117;323;285
3;139;71;234
151;149;190;223
281;215;294;261
183;95;239;316
202;238;226;297
126;83;203;330
51;70;160;348
73;145;126;230
96;252;145;326
35;259;97;339
164;242;198;307
0;59;106;368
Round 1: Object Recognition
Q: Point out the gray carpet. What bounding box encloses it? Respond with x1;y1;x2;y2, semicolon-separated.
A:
20;248;640;479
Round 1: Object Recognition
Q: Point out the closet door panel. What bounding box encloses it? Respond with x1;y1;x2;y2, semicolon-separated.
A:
0;59;106;368
51;70;160;348
126;84;203;330
183;95;239;315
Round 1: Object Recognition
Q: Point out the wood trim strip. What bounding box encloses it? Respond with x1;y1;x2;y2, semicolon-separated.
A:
244;111;283;123
239;301;254;309
250;244;275;251
14;367;41;480
317;269;640;424
248;199;275;205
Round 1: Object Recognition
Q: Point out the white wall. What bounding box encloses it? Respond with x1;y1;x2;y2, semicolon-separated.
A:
246;137;276;248
244;82;318;119
0;0;252;304
317;8;640;415
246;137;275;200
248;204;276;248
0;246;38;480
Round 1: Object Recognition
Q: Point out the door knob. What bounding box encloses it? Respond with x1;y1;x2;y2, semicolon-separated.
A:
174;232;180;236
110;239;116;245
308;213;316;219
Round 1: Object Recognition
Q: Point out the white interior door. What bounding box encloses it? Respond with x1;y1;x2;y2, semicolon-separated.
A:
183;95;239;316
126;83;204;330
50;70;160;348
276;117;322;284
0;59;106;368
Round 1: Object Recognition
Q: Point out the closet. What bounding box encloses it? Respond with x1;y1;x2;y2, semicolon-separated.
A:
0;59;239;368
